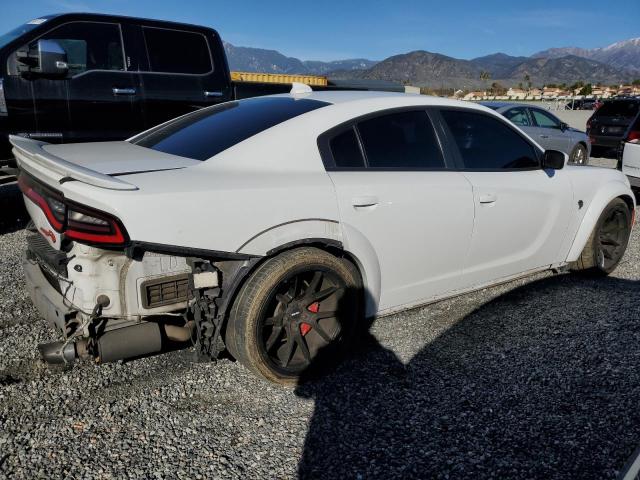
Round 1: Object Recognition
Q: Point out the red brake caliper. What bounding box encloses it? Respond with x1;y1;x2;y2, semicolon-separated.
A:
301;302;320;336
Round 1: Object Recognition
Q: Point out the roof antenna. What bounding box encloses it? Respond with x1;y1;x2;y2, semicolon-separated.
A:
290;82;313;96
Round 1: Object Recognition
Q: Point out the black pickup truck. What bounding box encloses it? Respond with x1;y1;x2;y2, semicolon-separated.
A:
0;12;313;164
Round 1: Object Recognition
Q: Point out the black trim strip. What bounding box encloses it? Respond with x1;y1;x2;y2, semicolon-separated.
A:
235;218;339;253
126;241;258;261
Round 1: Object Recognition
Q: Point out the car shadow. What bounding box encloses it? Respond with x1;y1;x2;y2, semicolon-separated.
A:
295;273;640;479
0;182;28;234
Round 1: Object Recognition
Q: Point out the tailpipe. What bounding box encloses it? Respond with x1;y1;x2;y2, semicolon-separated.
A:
38;339;88;364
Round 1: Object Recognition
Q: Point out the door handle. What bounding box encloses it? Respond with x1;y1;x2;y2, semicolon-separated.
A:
352;196;379;208
112;87;136;95
204;90;223;97
479;193;497;204
539;134;549;139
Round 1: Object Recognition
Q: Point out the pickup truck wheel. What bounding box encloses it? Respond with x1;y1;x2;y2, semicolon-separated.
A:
226;247;362;384
569;144;588;165
572;198;632;275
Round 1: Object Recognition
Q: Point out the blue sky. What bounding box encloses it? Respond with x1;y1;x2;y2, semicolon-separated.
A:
3;0;639;61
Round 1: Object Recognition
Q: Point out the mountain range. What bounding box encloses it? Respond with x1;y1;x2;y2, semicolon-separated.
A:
224;37;640;88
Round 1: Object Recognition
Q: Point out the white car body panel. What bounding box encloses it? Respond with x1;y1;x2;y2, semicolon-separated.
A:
12;91;636;322
329;171;474;312
460;169;573;286
622;141;640;189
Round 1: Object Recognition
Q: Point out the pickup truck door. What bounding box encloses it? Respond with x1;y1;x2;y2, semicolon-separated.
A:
135;24;231;130
13;20;143;143
323;110;475;313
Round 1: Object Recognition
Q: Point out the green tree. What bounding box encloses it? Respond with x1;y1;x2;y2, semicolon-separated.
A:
524;74;532;90
579;84;592;95
479;70;491;89
490;82;506;95
632;79;640;86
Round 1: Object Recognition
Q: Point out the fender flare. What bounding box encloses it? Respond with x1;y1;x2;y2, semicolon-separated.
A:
566;180;635;262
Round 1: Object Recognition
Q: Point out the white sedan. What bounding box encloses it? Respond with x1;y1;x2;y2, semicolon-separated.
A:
12;88;636;384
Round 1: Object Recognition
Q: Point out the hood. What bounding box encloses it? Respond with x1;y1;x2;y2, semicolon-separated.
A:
41;141;200;176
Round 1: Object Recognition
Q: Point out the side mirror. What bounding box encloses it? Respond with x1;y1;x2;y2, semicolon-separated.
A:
542;150;566;170
18;39;68;77
560;122;569;131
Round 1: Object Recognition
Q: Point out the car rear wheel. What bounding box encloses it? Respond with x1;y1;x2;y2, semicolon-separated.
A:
226;247;362;384
569;143;588;165
572;198;632;275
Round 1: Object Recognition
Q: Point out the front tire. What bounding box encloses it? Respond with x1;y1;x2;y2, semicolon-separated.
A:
572;198;632;275
226;247;362;384
569;143;588;165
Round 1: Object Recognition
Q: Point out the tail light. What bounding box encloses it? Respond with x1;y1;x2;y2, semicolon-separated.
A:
18;173;128;246
626;129;640;144
586;116;593;131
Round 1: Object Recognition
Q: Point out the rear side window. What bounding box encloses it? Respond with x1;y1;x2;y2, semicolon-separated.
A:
133;97;329;160
330;128;365;168
504;107;531;127
596;101;640;118
441;110;539;170
35;22;124;76
143;27;211;74
357;110;445;169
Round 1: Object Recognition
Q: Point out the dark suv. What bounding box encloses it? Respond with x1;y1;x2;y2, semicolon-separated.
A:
0;13;243;164
587;99;640;158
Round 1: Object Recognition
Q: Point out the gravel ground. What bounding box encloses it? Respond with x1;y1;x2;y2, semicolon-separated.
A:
1;179;639;479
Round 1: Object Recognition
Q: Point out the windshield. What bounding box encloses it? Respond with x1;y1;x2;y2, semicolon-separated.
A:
133;96;329;161
0;20;44;49
597;101;640;118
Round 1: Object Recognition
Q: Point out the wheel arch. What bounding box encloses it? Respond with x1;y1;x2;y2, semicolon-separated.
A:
566;185;636;262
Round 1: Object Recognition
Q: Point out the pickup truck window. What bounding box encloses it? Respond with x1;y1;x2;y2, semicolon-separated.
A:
133;96;329;161
142;27;212;74
35;22;124;76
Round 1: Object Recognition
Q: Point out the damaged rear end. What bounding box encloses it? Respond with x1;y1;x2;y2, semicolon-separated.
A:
12;135;250;365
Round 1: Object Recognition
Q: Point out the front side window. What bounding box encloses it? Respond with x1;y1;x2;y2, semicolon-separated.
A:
35;22;124;76
505;107;531;127
134;97;328;160
143;27;211;74
356;110;445;169
441;110;539;170
530;109;561;129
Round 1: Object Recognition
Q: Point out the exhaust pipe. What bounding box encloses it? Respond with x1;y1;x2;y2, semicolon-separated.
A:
38;338;89;364
40;321;195;365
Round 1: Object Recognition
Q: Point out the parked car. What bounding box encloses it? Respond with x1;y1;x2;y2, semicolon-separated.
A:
0;12;332;166
13;90;635;384
587;99;640;159
565;99;597;111
481;102;590;164
620;112;640;191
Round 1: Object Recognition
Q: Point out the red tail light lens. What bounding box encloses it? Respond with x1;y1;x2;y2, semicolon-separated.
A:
65;202;127;245
626;130;640;144
18;173;128;246
17;174;64;231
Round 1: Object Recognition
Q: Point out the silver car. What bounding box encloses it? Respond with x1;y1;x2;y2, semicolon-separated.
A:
481;102;590;164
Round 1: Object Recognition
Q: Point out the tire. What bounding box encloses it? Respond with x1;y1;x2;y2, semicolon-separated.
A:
226;247;362;384
572;198;632;275
569;143;588;165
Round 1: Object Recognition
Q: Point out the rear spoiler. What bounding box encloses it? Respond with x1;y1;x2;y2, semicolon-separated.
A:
9;135;138;191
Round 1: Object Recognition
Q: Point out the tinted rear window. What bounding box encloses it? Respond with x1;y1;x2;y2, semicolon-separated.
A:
330;128;365;168
143;27;212;74
358;110;445;169
597;101;640;118
133;97;329;160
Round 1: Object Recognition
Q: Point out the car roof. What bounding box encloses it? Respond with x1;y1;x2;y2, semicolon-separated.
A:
277;90;490;110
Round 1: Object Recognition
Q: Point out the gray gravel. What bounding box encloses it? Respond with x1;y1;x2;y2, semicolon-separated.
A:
1;183;639;479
